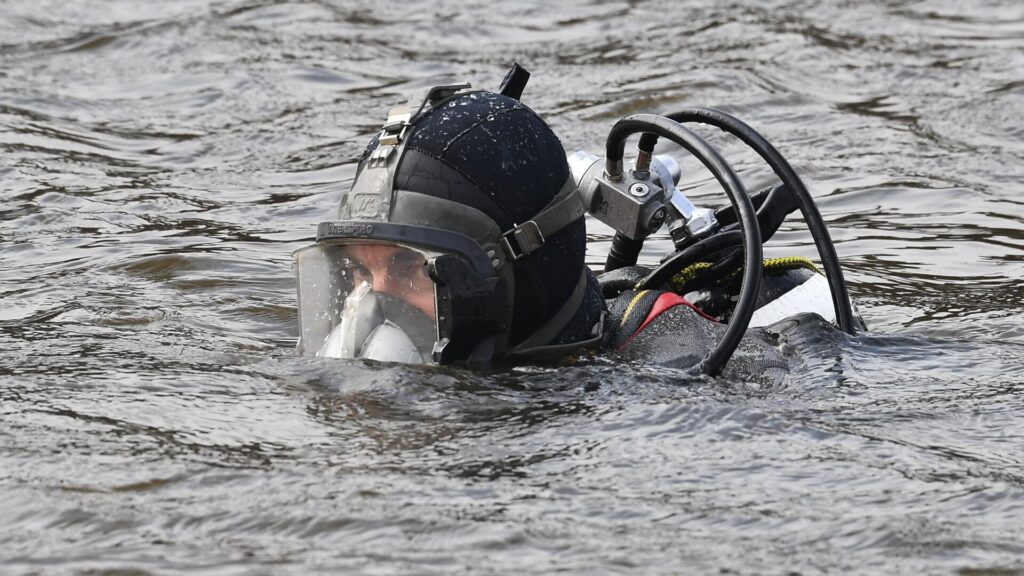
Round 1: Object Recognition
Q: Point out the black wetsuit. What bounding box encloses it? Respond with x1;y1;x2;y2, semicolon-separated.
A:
598;264;840;374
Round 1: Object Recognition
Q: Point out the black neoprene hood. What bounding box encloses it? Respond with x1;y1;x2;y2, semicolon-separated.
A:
349;88;591;352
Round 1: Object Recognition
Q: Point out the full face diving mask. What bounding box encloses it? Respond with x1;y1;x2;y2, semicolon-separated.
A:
293;76;592;365
294;241;439;363
293;224;515;364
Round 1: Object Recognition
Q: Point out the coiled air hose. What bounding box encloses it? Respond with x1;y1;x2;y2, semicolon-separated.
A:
604;114;762;376
636;107;857;335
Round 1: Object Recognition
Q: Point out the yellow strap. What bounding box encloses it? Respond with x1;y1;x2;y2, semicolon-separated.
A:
668;256;822;292
763;256;820;274
619;290;650;328
668;262;713;292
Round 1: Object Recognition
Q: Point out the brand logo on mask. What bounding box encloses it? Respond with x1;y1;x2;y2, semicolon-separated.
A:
352;193;381;216
326;223;374;237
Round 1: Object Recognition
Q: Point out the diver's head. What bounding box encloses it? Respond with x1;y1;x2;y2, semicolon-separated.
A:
293;70;604;365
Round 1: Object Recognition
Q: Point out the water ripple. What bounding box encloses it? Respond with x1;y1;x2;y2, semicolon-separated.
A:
3;0;1024;573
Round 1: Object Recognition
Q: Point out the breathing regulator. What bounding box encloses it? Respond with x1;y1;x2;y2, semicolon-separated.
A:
545;65;858;375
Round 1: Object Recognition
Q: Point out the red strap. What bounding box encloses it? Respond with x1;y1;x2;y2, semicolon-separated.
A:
619;292;717;351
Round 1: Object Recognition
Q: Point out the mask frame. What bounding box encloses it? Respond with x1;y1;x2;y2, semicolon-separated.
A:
305;223;512;364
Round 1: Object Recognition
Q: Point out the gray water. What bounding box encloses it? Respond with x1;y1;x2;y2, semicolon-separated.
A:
2;0;1024;574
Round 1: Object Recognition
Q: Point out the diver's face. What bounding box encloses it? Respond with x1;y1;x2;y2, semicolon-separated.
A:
344;244;436;320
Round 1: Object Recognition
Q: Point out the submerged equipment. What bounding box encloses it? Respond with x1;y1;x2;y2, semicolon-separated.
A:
294;63;856;375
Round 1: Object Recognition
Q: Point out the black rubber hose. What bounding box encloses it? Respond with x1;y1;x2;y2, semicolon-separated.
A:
637;108;857;334
716;184;799;244
605;233;644;273
605;114;762;376
638;230;743;290
689;249;743;292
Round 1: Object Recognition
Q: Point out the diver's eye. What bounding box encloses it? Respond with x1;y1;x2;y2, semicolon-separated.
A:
342;257;373;284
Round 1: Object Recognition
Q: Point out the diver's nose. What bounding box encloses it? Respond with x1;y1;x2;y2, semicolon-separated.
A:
373;269;407;296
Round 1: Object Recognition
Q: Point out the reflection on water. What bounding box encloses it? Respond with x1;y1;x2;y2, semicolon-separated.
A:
2;0;1024;573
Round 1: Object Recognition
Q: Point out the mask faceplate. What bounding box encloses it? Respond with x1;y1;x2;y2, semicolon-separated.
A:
294;242;439;364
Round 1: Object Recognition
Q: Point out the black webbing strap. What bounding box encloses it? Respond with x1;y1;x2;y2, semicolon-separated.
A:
510;267;589;352
499;178;585;261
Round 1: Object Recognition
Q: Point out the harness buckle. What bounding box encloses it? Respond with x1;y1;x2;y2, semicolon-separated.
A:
500;220;544;261
379;106;412;146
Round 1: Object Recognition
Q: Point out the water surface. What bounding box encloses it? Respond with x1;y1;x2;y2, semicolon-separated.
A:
2;0;1024;574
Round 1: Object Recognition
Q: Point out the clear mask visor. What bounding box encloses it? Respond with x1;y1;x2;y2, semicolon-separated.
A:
293;242;439;364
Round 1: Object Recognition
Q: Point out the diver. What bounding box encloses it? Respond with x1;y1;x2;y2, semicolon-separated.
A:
293;64;862;376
